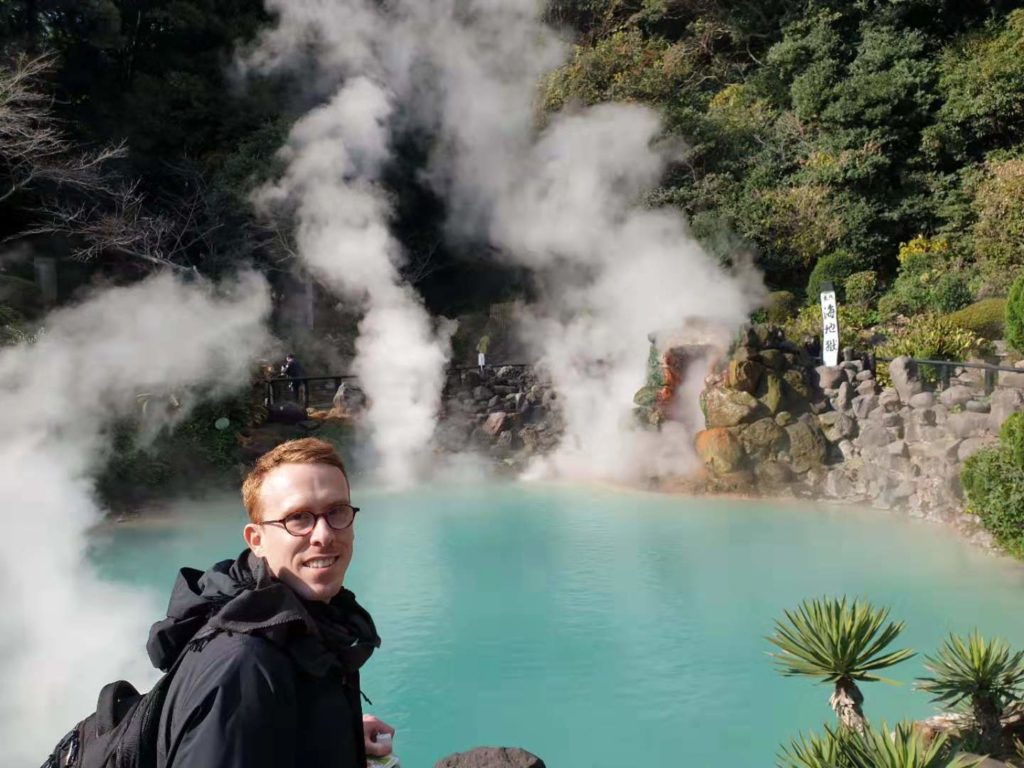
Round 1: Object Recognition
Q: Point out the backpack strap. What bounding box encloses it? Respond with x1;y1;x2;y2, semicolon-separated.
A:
95;681;141;734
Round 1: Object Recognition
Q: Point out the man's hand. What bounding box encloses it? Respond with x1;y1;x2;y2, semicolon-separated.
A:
363;714;396;757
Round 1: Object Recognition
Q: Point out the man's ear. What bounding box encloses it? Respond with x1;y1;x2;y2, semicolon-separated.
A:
243;523;264;556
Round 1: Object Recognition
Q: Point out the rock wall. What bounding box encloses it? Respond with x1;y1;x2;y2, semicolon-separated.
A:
694;326;1024;545
435;365;564;469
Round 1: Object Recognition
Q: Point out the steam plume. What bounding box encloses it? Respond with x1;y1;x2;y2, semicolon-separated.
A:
246;0;761;482
0;272;271;762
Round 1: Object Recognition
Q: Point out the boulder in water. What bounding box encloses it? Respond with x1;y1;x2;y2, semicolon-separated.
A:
434;747;545;768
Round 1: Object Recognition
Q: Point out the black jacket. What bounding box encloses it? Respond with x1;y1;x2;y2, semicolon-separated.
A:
148;550;380;768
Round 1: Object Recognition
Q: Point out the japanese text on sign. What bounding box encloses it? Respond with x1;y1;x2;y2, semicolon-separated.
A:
820;289;840;367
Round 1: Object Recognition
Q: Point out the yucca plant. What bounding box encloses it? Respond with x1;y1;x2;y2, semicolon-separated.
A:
778;724;856;768
917;631;1024;752
768;597;915;732
849;722;983;768
778;722;981;768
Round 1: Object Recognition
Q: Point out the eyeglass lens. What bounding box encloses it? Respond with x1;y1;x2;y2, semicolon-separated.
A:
285;506;355;535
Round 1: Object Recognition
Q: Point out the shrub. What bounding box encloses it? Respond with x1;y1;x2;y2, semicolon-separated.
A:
883;235;974;315
962;413;1024;557
945;298;1007;339
767;290;799;324
878;315;991;363
844;271;877;307
1008;273;1024;352
972;158;1024;292
807;251;863;303
784;304;877;351
930;271;973;313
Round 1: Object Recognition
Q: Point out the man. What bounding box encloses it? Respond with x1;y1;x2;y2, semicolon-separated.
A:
149;438;395;767
281;352;305;400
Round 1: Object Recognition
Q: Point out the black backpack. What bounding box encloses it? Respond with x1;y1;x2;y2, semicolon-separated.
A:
40;629;211;768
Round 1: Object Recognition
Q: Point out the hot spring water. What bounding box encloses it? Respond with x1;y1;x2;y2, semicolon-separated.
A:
90;483;1024;767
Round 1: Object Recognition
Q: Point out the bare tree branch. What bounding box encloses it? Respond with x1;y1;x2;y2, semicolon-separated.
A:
0;53;127;203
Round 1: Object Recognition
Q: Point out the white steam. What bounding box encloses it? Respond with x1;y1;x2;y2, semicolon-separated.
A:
252;76;450;486
0;272;271;763
247;0;761;483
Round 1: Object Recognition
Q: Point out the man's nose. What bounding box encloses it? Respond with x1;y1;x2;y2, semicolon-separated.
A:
309;514;337;545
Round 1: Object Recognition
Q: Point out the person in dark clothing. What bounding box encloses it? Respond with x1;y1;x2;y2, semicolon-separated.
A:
149;437;395;768
281;353;306;400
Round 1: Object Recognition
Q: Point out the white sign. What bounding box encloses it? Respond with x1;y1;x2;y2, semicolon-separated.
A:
820;284;840;367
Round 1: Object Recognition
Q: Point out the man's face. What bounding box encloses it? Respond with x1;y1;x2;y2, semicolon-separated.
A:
243;462;354;602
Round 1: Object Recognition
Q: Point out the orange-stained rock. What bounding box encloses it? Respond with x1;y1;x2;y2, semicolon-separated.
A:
695;427;746;474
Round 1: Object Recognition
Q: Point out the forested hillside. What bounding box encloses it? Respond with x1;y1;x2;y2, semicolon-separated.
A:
3;1;1024;336
544;0;1024;321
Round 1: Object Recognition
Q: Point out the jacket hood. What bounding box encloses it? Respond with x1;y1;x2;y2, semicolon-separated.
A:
147;549;380;675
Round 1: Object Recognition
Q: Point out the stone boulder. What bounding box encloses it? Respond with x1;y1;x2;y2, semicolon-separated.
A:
990;387;1024;431
738;418;788;461
948;411;992;439
483;411;508;436
818;410;856;442
816;365;846;390
855;379;878;396
852;394;878;420
785;420;827;473
782;368;812;400
908;392;935;409
889;356;923;403
695;428;746;474
704;388;762;427
333;382;367;413
833;381;853;411
729;359;764;393
435;748;546;768
938;385;973;409
755;460;794;487
758;373;785;416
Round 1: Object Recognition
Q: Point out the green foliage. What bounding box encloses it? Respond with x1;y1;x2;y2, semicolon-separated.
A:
882;236;974;316
853;722;981;768
971;157;1024;293
807;251;863;303
778;721;979;768
95;389;259;508
945;298;1006;340
767;597;914;684
878;315;991;370
784;303;877;350
961;413;1024;557
767;290;799;324
779;724;854;768
0;305;33;346
844;271;877;307
646;341;665;390
917;631;1024;715
1007;273;1024;352
927;10;1024;163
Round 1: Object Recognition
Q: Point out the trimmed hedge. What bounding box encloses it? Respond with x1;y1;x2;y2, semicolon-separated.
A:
945;298;1007;339
806;251;862;304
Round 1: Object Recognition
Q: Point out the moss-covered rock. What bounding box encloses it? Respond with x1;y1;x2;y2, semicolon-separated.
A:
781;368;812;401
704;387;763;427
737;417;789;462
785;420;828;473
758;373;785;415
728;359;764;394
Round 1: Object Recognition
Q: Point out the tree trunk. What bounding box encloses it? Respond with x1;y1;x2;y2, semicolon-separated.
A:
830;678;867;734
973;697;1003;753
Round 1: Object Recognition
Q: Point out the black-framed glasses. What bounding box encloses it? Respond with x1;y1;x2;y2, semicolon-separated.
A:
262;505;359;536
